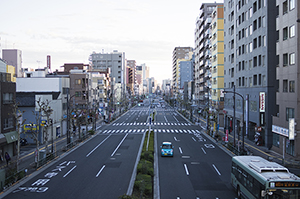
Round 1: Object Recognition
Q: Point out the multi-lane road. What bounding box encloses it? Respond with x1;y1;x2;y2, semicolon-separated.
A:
3;99;237;199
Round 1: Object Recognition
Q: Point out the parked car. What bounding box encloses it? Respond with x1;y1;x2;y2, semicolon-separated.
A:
160;142;174;157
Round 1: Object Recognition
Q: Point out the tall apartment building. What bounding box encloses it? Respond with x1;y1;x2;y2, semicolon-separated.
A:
194;3;222;110
272;0;298;158
223;0;277;148
89;50;125;85
172;47;193;96
2;49;22;78
126;60;136;95
210;5;224;109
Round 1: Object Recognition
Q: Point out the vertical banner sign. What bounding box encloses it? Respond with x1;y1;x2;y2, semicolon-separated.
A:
259;92;265;112
225;130;229;142
259;92;265;126
289;118;295;140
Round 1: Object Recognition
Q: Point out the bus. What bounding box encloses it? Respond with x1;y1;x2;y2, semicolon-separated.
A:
231;156;300;199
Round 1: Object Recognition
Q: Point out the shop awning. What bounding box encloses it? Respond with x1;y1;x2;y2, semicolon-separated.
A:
4;131;18;144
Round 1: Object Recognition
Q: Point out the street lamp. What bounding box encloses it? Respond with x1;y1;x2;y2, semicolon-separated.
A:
223;85;245;153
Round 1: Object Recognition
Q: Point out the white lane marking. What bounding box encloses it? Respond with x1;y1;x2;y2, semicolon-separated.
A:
63;165;77;178
111;133;128;157
192;137;197;142
86;135;111;157
201;147;207;154
96;165;106;177
174;137;180;141
173;116;179;122
204;144;215;148
171;129;174;133
164;116;168;122
184;164;190;175
179;130;183;133
212;164;221;176
179;147;183;154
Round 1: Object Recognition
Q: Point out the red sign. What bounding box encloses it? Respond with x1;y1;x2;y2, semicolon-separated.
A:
225;130;229;142
259;92;265;112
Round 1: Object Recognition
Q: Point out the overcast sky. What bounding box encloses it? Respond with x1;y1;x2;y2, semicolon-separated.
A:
0;0;223;84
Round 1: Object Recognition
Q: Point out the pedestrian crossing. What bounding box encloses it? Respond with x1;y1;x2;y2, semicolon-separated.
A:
111;122;191;126
101;128;201;135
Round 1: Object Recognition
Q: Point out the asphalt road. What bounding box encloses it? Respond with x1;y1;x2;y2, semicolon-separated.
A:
3;98;238;199
3;105;149;199
154;102;237;199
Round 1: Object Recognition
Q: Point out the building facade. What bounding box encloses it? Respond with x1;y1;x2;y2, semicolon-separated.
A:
210;5;225;109
2;49;22;78
172;47;193;95
272;0;299;158
223;0;278;148
194;3;222;110
89;50;125;85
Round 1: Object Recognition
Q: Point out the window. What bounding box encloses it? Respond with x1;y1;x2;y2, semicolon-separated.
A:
253;1;257;13
75;91;82;97
262;75;266;86
258;55;262;66
283;27;288;40
249;7;253;18
262;16;265;27
253;56;258;67
4;118;13;129
249;77;253;87
253;38;257;49
263;35;266;46
289;53;295;65
289;0;295;10
75;79;81;85
249;42;253;52
258;17;261;28
289;25;295;38
63;88;68;94
289;81;295;92
258;36;262;47
259;74;262;85
249;25;253;35
253;20;257;31
283;79;288;92
253;75;257;85
283;1;288;14
98;79;104;84
283;53;288;66
249;60;253;70
3;93;13;104
273;133;280;147
262;55;265;66
286;108;294;121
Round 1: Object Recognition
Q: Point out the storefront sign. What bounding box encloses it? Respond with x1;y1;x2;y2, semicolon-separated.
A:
272;125;288;137
259;92;265;112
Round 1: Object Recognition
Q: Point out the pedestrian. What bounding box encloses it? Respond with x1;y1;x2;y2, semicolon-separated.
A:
5;152;10;165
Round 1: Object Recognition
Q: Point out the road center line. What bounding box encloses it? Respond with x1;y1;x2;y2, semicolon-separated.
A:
63;165;77;178
96;165;106;177
111;133;128;157
212;164;221;176
86;134;111;157
201;147;207;154
184;164;190;175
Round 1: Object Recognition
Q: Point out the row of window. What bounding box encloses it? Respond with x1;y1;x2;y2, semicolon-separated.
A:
281;0;295;15
4;118;14;129
282;25;295;41
225;98;258;112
